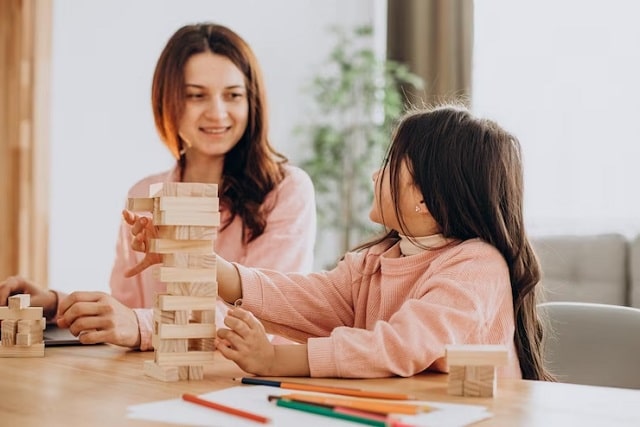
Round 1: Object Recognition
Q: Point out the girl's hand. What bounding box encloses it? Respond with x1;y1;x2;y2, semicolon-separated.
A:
215;307;276;375
121;209;163;277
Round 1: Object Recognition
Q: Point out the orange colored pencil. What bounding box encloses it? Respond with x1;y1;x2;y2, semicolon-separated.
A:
239;377;413;400
182;393;270;424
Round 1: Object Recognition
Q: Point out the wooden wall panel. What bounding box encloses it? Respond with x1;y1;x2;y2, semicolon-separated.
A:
0;0;51;287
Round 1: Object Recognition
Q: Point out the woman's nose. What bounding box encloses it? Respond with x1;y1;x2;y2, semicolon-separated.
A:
372;170;379;182
206;97;227;119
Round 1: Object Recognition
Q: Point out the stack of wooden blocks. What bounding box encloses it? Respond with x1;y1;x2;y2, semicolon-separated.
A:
446;344;509;397
0;294;45;357
128;182;219;381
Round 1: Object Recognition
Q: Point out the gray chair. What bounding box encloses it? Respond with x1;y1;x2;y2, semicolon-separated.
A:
538;301;640;389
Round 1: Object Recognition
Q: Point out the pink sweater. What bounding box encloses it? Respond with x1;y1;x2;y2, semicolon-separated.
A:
235;238;522;379
109;164;316;350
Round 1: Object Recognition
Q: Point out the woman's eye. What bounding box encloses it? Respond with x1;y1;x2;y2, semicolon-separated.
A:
186;93;204;99
227;92;245;100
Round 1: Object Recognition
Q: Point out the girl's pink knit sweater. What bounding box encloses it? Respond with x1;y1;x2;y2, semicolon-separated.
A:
235;238;522;379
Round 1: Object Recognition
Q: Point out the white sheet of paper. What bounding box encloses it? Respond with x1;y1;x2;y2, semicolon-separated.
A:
127;385;492;427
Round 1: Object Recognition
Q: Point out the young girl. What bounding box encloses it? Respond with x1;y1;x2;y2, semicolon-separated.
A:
129;104;553;380
0;23;316;350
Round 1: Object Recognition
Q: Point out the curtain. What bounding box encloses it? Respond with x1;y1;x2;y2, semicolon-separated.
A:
387;0;474;106
0;0;51;285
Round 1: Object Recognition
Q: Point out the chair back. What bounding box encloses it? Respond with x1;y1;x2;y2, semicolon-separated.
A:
538;301;640;389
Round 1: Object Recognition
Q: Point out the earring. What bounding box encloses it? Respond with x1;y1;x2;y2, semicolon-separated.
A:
415;205;421;213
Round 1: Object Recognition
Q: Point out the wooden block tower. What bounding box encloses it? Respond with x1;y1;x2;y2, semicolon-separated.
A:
128;182;219;381
445;344;509;397
0;294;45;357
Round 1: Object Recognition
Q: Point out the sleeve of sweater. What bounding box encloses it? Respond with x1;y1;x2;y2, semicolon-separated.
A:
237;242;514;378
108;173;169;351
235;254;359;343
240;166;316;273
110;208;157;350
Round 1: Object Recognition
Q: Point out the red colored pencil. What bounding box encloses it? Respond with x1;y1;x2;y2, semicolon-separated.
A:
182;393;270;424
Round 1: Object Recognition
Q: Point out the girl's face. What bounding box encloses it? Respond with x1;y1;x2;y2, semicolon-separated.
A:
178;52;249;159
369;159;440;237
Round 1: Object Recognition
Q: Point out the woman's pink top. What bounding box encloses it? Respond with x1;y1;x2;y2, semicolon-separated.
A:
110;164;316;350
235;238;523;379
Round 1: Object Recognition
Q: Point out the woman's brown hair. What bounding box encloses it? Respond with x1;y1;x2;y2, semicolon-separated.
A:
362;104;554;381
151;23;286;242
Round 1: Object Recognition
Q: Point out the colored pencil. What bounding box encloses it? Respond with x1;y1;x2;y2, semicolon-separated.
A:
238;377;413;400
273;397;387;427
278;392;429;415
182;393;270;424
332;407;418;427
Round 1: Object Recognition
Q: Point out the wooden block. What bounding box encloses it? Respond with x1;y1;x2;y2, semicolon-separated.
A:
17;318;45;333
188;365;204;380
149;238;213;254
156;267;216;283
158;295;217;311
1;319;17;346
188;226;217;241
163;253;217;269
0;342;44;357
126;197;154;212
448;365;465;396
158;196;219;212
8;294;30;310
155;351;216;366
143;360;179;382
446;344;509;366
149;182;218;198
157;323;216;339
179;366;190;380
155;211;220;227
190;309;216;351
16;333;32;346
152;308;188;354
166;282;217;297
0;307;43;321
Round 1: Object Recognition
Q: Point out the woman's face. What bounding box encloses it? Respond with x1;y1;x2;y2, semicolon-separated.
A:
178;52;249;159
369;159;439;236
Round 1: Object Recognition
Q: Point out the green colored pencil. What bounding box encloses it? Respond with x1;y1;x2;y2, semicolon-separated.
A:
275;398;387;427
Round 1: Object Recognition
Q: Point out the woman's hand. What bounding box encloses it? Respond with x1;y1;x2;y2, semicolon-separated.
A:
121;209;163;277
216;307;277;375
56;291;141;348
0;276;58;319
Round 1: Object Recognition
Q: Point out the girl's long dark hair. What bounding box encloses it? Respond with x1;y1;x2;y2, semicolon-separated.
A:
359;105;554;381
151;23;286;242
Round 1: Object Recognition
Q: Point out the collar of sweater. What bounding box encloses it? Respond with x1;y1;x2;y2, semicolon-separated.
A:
398;233;450;256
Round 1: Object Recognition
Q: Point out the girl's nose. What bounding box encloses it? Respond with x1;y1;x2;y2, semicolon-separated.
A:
372;170;380;182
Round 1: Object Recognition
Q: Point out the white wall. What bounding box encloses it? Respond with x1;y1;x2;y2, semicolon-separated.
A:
50;0;383;293
473;1;640;238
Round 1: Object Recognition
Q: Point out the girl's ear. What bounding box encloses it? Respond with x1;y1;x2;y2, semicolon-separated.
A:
415;200;427;214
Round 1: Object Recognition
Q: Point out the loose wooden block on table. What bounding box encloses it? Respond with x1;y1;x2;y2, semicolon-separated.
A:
446;344;509;398
0;294;45;358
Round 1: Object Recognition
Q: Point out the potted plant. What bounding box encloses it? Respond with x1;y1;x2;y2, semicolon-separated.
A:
297;24;424;261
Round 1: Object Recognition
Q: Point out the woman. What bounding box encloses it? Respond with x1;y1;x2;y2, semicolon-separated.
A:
1;23;316;350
